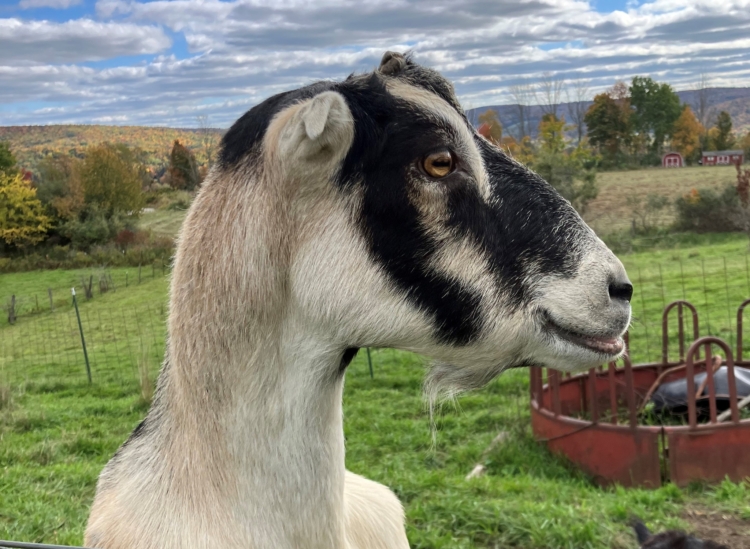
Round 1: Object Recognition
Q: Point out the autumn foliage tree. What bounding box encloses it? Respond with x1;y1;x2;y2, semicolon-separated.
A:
584;93;631;165
80;143;144;215
0;172;51;248
477;109;503;145
168;140;201;190
37;155;85;221
671;106;704;164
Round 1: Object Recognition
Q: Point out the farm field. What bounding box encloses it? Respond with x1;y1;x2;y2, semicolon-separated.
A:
586;165;739;235
2;237;750;547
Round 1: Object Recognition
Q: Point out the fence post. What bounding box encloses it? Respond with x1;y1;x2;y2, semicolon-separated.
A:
72;287;93;384
366;347;374;379
7;295;16;324
48;288;54;311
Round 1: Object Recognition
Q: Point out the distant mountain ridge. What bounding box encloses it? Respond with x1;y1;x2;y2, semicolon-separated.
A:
0;125;224;172
466;87;750;140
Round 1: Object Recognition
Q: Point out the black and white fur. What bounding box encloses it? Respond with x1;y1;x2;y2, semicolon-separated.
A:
85;52;632;549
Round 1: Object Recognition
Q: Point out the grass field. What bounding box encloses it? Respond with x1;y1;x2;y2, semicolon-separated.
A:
586;165;739;235
3;230;750;546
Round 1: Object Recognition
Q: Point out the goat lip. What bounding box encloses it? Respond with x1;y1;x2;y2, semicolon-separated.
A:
544;315;624;356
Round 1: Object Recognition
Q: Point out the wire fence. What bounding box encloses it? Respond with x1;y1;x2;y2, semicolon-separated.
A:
0;301;166;392
1;262;168;322
1;254;750;393
623;254;750;364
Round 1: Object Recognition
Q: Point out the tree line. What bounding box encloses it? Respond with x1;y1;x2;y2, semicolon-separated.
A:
0;138;208;254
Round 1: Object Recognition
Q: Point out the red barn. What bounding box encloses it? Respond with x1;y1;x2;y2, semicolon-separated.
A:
701;150;744;166
662;152;683;168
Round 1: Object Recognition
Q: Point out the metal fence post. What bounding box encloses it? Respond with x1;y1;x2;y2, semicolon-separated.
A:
366;347;374;379
72;288;92;384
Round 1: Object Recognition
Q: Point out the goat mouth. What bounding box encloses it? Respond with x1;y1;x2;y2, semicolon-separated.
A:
543;313;624;357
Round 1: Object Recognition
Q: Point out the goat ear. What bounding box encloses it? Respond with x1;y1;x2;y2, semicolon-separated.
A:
276;91;354;165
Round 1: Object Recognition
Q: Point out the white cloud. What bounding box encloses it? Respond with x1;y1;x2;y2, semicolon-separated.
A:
19;0;81;9
2;0;750;126
0;18;172;64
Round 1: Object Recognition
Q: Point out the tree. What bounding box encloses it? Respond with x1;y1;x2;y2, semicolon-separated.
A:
80;143;145;216
584;93;630;163
538;114;566;154
197;115;218;169
565;79;590;144
629;76;682;153
509;82;533;140
531;114;598;214
36;155;85;221
168;140;201;190
692;74;715;128
0;142;17;176
741;132;750;160
712;111;736;151
671;106;704;164
532;144;598;215
535;73;564;118
477;109;503;144
0;172;51;247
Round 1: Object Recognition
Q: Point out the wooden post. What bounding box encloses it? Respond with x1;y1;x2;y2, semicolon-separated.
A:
48;288;54;311
8;295;16;324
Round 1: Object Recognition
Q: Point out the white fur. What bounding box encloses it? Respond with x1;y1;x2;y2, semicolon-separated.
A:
85;77;630;549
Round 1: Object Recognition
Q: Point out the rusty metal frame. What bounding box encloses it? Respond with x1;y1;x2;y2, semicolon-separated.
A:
0;542;88;549
531;300;750;488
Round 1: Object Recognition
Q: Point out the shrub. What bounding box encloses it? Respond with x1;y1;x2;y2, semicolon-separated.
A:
672;185;745;233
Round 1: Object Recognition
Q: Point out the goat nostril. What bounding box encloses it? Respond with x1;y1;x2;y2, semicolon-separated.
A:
609;281;633;303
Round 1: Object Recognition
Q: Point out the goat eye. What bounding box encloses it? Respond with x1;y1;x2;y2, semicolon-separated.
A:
422;151;455;178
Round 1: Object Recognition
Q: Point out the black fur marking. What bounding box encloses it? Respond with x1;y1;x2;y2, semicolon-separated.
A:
340;347;360;373
332;71;582;343
217;55;587;346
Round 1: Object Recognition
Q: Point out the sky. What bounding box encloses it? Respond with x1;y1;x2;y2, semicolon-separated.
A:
1;0;750;128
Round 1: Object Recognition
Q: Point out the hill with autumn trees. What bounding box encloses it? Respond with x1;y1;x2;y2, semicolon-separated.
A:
0;125;224;174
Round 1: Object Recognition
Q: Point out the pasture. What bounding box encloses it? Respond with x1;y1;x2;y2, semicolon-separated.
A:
2;236;750;547
586;165;739;235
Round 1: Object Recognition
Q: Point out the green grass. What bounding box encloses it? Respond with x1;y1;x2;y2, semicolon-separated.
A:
138;209;188;237
2;238;750;547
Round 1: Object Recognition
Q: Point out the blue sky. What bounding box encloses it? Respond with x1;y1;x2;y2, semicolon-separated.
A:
2;0;750;127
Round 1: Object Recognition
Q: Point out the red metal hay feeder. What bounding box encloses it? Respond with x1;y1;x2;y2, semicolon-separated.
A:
530;299;750;488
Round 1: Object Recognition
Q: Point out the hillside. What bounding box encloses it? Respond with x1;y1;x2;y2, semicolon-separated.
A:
0;125;224;172
467;87;750;140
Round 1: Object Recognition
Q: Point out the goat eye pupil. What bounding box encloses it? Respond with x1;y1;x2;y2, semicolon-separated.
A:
423;151;454;178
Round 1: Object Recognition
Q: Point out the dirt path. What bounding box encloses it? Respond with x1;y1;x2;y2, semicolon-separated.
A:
683;505;750;548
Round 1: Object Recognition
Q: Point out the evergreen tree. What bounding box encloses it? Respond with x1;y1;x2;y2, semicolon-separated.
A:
712;111;736;151
0;141;17;176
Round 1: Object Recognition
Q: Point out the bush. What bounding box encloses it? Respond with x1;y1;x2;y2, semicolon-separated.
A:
0;237;174;273
60;205;132;250
672;185;745;233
